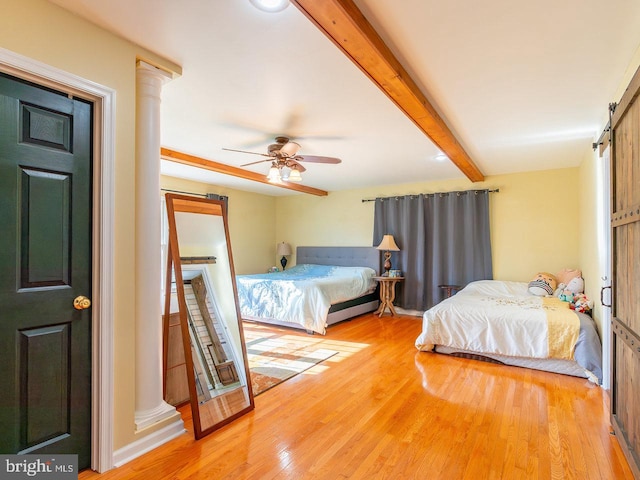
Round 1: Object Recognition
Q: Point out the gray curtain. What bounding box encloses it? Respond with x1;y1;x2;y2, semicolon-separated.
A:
373;190;493;311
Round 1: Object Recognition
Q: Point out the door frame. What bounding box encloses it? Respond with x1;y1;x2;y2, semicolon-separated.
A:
599;145;612;390
0;47;115;472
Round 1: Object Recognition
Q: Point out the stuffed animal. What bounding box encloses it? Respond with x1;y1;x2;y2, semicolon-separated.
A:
555;268;582;286
565;276;584;294
528;272;557;297
554;276;585;298
556;287;575;303
572;293;593;313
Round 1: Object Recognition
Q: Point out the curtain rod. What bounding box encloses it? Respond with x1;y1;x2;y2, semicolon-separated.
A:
361;188;499;203
161;188;207;197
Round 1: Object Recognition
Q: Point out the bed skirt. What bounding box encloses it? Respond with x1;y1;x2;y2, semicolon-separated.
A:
433;345;597;383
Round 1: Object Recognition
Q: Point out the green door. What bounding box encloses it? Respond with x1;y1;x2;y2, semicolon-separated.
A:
0;72;92;469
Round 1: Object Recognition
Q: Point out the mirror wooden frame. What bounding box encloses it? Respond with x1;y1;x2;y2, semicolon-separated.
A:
162;193;254;439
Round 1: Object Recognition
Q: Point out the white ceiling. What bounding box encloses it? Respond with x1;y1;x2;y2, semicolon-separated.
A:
50;0;640;196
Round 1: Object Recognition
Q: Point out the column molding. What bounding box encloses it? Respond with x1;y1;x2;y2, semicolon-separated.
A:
134;61;180;431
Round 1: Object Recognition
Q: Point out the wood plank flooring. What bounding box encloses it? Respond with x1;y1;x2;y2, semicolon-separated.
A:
80;314;633;479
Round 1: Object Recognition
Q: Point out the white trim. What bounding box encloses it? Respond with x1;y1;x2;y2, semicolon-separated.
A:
134;402;177;430
600;146;612;390
0;48;116;473
137;59;173;83
113;418;186;468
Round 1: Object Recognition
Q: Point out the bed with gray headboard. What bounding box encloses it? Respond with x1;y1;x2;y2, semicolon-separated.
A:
236;246;380;334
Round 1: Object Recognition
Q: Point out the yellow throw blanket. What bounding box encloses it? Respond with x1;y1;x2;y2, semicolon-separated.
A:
542;297;580;359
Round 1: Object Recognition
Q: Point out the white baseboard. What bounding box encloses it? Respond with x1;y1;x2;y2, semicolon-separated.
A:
113;416;186;468
395;307;424;317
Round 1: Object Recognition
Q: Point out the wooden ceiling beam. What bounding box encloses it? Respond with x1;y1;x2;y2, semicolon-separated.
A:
291;0;484;182
160;148;329;196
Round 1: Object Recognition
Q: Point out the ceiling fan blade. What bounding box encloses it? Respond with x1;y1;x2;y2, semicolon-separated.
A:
294;155;342;164
240;159;272;167
222;147;272;157
294;134;345;142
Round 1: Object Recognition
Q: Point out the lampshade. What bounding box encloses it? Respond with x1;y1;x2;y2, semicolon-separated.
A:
267;165;281;182
287;167;302;182
276;242;292;256
376;234;400;251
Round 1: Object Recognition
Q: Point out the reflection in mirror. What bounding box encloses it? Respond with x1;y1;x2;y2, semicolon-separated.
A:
163;193;254;439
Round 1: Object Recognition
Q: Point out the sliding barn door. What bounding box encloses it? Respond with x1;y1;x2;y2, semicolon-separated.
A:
609;69;640;478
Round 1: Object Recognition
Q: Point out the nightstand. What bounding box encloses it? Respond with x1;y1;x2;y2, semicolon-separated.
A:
438;284;461;299
373;276;404;317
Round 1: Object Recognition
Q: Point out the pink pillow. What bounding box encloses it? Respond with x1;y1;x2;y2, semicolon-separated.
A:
556;268;581;286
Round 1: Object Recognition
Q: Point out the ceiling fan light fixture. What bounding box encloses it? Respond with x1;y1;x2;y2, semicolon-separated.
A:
249;0;289;13
224;136;341;184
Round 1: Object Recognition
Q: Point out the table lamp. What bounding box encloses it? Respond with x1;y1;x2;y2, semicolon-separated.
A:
376;234;400;276
276;242;292;270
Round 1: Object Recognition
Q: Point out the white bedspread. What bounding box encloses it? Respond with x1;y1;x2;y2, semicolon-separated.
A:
415;280;579;360
236;264;376;334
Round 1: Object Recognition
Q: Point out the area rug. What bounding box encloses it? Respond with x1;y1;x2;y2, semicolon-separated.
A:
244;326;338;396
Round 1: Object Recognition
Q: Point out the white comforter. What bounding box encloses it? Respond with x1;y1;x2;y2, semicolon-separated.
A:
415;280;579;359
236;264;376;334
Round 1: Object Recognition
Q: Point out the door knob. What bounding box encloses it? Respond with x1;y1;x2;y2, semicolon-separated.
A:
73;295;92;310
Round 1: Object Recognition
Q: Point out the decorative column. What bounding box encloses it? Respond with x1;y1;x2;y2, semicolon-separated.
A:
134;61;178;430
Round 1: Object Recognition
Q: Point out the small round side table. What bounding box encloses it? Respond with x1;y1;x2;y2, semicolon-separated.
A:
373;276;404;317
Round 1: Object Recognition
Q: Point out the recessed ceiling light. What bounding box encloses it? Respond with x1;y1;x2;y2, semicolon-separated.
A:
433;153;448;162
249;0;289;13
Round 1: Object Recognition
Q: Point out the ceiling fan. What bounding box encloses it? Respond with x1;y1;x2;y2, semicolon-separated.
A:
222;136;341;182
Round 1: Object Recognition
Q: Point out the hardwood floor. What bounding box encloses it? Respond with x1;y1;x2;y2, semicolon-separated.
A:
81;314;633;479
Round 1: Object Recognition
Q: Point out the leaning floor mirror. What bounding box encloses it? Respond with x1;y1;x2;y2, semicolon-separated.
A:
163;193;254;439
